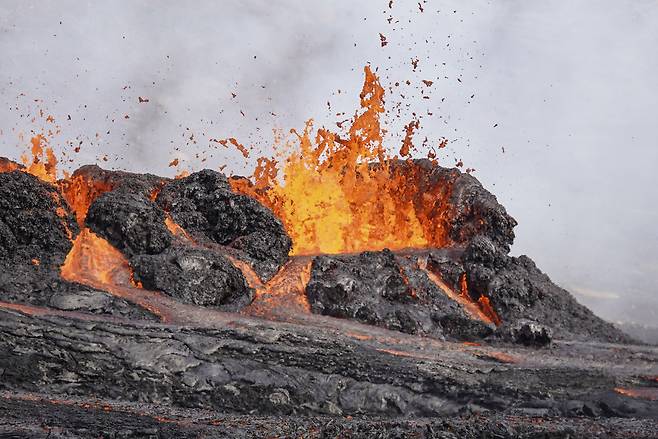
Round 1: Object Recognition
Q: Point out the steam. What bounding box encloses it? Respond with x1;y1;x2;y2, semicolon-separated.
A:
0;0;656;325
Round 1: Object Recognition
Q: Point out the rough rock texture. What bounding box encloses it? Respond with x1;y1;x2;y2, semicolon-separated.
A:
0;307;656;438
461;235;631;343
0;170;154;321
86;190;173;255
156;170;291;280
132;246;253;310
389;159;517;252
493;319;553;346
74;168;255;310
305;162;630;344
306;249;492;340
0;161;656;436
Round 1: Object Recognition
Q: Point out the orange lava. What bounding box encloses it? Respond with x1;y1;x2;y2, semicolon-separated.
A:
479;351;518;364
20;135;58;183
460;273;502;326
240;257;313;316
418;258;500;327
58;174;114;226
165;215;194;242
61;228;138;288
614;387;658;401
60;228;169;320
0;159;21;173
231;66;449;256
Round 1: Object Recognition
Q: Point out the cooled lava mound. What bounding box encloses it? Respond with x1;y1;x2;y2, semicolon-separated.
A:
1;156;656;438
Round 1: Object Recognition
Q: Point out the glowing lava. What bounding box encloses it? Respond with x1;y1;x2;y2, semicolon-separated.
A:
232;66;449;256
20;135;58;183
418;257;500;327
61;228;139;288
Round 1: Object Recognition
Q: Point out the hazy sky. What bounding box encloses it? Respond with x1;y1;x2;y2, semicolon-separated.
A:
1;1;656;325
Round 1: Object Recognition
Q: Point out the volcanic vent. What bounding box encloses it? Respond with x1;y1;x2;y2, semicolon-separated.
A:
1;67;656;438
0;66;628;343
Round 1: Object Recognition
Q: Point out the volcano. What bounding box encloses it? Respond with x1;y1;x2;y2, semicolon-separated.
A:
0;68;656;438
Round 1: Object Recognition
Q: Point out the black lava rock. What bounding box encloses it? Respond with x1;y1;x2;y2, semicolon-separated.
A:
0;170;154;320
306;249;493;340
493;319;553;347
131;246;253;310
0;170;76;267
86;190;173;256
156;170;291;281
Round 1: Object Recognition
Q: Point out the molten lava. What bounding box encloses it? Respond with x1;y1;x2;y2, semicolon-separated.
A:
60;228;140;289
418;257;500;327
58;174;114;226
232;66;449;255
21;135;58;183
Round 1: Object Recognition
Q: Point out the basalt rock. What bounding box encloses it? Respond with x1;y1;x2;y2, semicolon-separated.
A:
461;235;631;343
131;246;253;310
306;249;493;340
0;307;656;438
0;170;154;321
303;163;630;344
156;170;292;281
389;159;517;252
86;189;173;255
0;161;655;437
493;319;553;347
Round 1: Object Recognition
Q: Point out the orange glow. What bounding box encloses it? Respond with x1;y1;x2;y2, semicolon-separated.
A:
20;135;58;183
58;228;173;319
164;215;194;242
58;174;114;226
418;258;501;327
614;387;658;401
61;228;139;288
233;256;312;316
460;272;502;326
0;159;21;173
231;66;449;255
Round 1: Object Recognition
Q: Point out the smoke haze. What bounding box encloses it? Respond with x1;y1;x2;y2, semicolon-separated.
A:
1;0;656;325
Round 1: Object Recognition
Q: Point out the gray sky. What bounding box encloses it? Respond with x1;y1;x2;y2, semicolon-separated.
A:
1;1;656;325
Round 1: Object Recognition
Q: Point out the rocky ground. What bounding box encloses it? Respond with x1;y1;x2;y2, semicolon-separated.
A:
0;159;656;438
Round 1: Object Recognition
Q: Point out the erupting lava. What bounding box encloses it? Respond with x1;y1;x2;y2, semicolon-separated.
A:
21;135;58;183
1;65;503;330
232;66;448;255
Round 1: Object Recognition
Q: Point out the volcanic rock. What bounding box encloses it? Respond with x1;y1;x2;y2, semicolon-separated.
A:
461;235;631;343
306;249;493;340
86;189;173;255
131;246;253;310
155;169;291;280
493;319;553;347
0;161;656;437
0;170;154;320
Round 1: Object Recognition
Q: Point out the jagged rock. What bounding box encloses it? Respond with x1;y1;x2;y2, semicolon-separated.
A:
156;170;291;281
0;307;656;436
0;171;154;320
86;190;173;255
131;246;253;309
0;171;76;267
306;249;493;340
388;159;517;252
493;319;553;347
463;248;631;343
